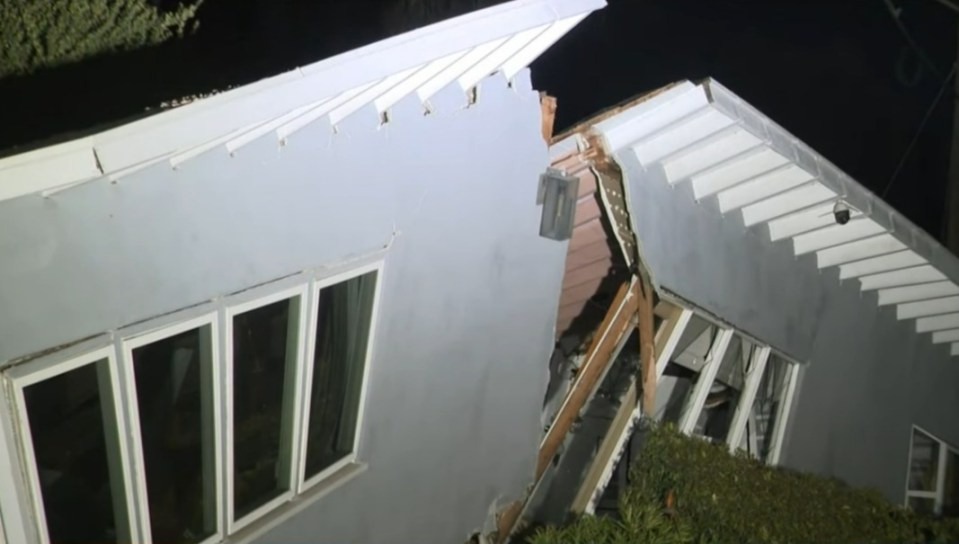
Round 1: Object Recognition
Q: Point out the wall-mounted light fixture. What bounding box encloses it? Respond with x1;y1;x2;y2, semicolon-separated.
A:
538;168;579;241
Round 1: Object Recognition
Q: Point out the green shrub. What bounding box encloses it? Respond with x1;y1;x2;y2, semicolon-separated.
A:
0;0;201;79
529;423;959;544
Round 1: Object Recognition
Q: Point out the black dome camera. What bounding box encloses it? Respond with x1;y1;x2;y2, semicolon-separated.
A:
833;201;851;225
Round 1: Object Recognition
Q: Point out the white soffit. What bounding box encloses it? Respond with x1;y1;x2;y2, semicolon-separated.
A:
0;0;603;201
592;79;959;357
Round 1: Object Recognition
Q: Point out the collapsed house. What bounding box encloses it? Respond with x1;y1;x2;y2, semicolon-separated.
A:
0;1;958;543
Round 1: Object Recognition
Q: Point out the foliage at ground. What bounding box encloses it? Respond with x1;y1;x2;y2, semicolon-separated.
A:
529;422;959;544
0;0;201;79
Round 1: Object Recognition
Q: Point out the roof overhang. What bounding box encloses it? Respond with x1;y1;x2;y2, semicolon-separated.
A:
0;0;604;202
586;79;959;358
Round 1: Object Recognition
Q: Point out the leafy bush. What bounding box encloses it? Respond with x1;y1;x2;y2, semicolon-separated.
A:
529;422;959;544
0;0;201;79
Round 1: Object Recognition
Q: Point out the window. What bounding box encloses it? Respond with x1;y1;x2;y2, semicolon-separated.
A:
906;427;959;516
657;315;715;424
698;336;753;442
738;354;794;463
226;288;306;530
651;302;800;466
123;317;220;544
300;269;378;487
7;348;135;544
2;264;382;544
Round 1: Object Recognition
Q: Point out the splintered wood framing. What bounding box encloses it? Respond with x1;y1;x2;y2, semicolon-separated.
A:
496;279;638;542
536;278;638;480
637;277;656;415
569;298;681;516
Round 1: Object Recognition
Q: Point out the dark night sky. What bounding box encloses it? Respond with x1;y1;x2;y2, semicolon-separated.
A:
2;0;956;239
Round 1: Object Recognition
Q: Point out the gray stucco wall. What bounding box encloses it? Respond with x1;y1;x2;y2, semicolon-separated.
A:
0;71;566;543
619;151;959;503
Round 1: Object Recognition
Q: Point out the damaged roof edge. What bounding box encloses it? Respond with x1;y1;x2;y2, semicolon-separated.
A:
590;78;959;296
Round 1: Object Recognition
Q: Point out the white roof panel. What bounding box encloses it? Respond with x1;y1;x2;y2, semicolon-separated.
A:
0;0;602;201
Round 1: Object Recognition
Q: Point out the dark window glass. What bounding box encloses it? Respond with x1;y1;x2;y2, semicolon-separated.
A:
132;326;216;544
699;337;751;441
658;317;715;424
746;355;791;462
304;271;377;479
23;360;126;543
908;429;940;492
232;298;297;519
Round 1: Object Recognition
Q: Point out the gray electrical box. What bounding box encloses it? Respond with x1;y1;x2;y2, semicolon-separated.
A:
538;168;579;241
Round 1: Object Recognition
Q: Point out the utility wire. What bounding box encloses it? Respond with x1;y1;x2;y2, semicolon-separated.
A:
883;0;944;77
882;62;958;198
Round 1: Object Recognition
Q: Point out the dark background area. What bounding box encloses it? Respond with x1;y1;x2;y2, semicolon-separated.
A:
2;0;956;238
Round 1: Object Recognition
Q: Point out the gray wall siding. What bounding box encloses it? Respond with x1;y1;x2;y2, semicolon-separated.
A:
0;72;565;543
619;151;959;503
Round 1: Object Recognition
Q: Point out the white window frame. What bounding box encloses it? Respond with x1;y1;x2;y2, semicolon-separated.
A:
657;297;802;466
297;261;384;493
119;313;223;544
3;345;139;544
223;284;309;534
766;361;800;465
904;425;958;514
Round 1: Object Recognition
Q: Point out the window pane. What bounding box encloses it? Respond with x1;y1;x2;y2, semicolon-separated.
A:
23;360;125;543
657;317;715;424
132;326;216;543
745;354;790;462
943;451;959;517
304;271;377;479
699;337;751;441
232;298;297;519
908;429;940;492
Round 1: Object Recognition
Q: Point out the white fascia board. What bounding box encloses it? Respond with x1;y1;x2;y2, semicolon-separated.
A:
416;39;506;102
839;250;925;280
878;282;959;306
916;313;959;333
816;233;906;268
691;146;789;200
766;201;857;242
457;22;551;90
898;297;959;320
934;328;959;344
0;0;603;201
0;140;100;201
594;82;705;153
660;126;762;183
328;66;424;126
631;107;735;166
501;13;590;80
741;181;835;227
859;265;946;291
718;163;814;214
792;218;886;256
375;51;466;112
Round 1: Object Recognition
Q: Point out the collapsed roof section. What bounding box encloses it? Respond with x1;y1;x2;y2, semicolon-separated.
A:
0;0;604;203
572;79;959;360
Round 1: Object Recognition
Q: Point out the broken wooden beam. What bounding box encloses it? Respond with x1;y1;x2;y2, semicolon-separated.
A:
536;279;638;480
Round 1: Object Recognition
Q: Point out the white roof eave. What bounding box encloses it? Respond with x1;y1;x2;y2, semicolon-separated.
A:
0;0;604;201
590;78;959;357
